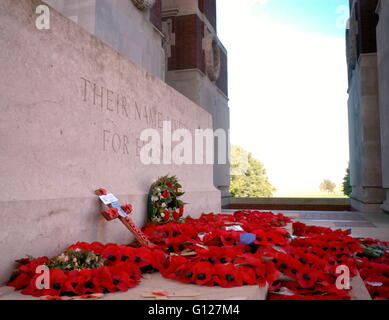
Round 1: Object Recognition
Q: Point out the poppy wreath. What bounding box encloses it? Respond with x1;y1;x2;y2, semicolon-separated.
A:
8;210;389;300
147;175;185;224
141;211;362;298
142;211;389;299
357;238;389;300
8;242;167;298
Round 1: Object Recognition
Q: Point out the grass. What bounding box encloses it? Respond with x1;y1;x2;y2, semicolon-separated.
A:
274;191;348;198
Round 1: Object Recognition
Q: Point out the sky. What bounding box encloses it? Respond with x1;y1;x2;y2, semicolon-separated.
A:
217;0;351;196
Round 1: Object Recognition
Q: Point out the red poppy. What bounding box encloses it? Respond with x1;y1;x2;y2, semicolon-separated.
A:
110;266;138;291
102;208;120;221
48;269;68;296
23;269;68;297
213;264;243;288
117;245;133;263
149;248;168;270
121;204;133;214
263;230;289;247
191;262;214;286
165;235;190;253
163;209;170;221
297;269;319;289
172;211;180;221
218;230;240;246
18;257;49;274
78;267;111;294
292;222;307;236
174;262;196;284
101;245;122;265
160;256;188;279
130;247;153;268
8;272;32;291
195;246;238;265
263;260;279;285
20;275;48;297
67;242;94;252
96;188;108;195
253;229;269;246
236;265;257;286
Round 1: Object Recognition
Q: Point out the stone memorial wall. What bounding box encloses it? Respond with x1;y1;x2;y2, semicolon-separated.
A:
377;0;389;213
0;0;220;283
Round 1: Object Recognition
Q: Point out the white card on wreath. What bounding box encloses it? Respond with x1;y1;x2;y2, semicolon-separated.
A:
99;193;119;205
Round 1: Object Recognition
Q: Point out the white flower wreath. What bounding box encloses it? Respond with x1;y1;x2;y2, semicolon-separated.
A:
131;0;156;10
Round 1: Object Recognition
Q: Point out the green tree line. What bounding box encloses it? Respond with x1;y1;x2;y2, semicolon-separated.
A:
230;145;276;198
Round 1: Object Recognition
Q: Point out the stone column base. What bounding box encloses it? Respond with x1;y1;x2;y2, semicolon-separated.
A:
217;185;232;208
350;198;384;213
350;187;385;213
221;195;232;208
381;190;389;213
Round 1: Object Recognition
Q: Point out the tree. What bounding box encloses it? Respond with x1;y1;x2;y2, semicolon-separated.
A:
320;179;337;194
343;166;352;197
230;145;276;197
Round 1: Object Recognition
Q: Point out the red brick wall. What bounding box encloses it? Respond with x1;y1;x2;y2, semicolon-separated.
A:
216;47;228;96
198;0;217;31
149;0;162;31
356;0;379;55
167;15;205;73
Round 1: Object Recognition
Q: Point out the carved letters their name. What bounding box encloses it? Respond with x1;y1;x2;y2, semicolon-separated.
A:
81;77;187;130
80;77;191;157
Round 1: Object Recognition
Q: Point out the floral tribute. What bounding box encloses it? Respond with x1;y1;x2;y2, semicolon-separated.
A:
148;176;185;224
142;212;364;299
8;243;166;298
7;210;389;300
357;238;389;300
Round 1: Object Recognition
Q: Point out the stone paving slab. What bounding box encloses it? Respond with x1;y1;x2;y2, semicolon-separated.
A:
350;274;372;300
334;221;376;228
347;228;389;241
298;212;367;221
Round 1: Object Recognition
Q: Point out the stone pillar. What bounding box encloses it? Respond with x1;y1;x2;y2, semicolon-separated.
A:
346;0;385;213
44;0;165;79
43;0;97;35
161;0;231;206
348;53;385;212
377;0;389;213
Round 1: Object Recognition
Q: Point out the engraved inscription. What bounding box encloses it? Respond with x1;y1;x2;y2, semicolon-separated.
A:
80;77;196;158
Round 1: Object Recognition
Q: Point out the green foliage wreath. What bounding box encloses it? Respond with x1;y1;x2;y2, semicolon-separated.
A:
147;176;186;224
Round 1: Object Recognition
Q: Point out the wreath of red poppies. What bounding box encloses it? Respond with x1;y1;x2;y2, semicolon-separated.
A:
8;210;389;300
8;243;166;298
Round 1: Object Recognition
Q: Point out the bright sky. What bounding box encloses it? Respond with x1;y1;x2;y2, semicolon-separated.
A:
217;0;351;195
